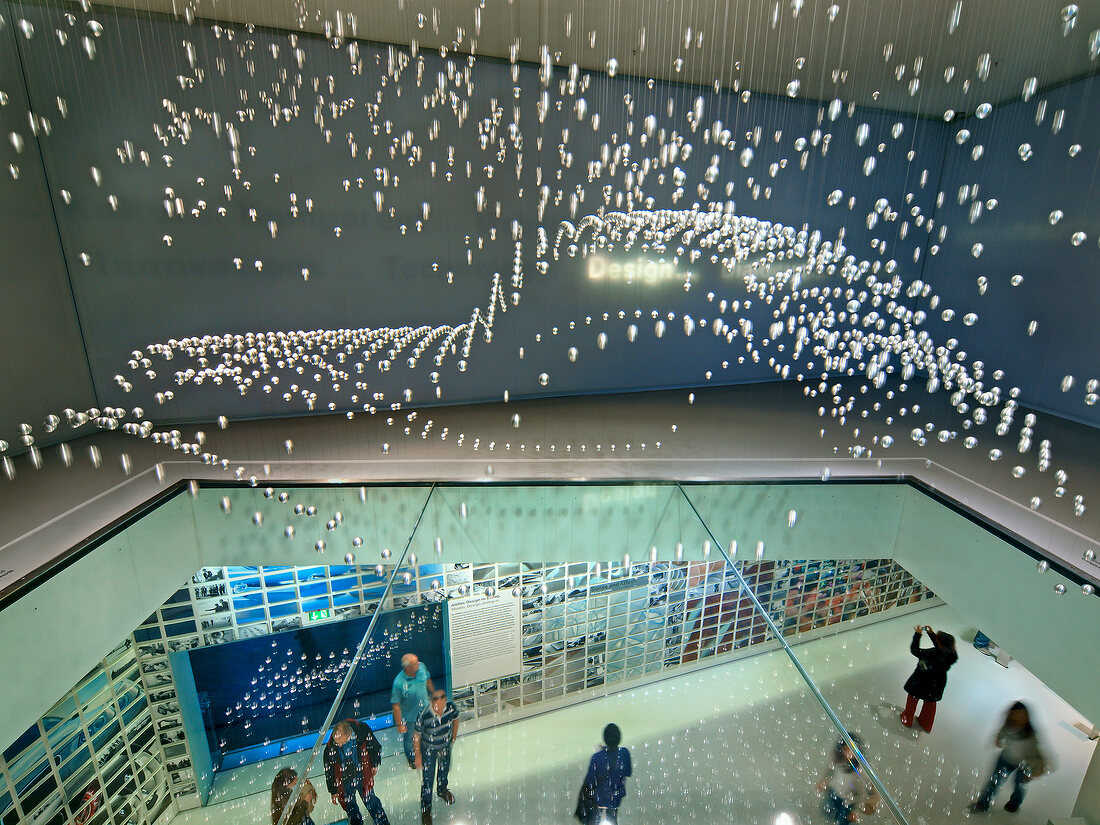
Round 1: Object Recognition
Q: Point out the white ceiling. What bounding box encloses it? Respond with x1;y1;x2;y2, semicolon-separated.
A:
102;0;1100;116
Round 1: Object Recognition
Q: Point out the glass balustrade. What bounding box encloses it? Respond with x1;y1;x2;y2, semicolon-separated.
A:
6;481;1096;825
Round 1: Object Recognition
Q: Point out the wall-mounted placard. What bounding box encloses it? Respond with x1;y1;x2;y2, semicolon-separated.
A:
446;593;522;687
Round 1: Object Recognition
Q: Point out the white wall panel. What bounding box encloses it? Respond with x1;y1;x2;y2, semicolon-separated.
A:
893;486;1100;723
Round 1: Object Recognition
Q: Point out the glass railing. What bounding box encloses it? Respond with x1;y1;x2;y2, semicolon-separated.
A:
9;480;1096;825
241;482;913;825
678;483;907;825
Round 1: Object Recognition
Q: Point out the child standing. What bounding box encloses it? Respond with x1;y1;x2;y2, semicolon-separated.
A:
817;735;879;825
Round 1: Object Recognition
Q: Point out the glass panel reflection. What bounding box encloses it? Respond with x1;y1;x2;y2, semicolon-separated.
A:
253;483;911;825
12;481;1097;825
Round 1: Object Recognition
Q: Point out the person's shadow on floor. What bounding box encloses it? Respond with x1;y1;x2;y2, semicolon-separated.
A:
870;701;921;741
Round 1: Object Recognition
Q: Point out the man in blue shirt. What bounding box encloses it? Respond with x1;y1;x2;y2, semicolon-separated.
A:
413;689;459;825
391;653;435;769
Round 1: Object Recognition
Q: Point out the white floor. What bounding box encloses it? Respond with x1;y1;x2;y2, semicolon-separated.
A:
170;605;1096;825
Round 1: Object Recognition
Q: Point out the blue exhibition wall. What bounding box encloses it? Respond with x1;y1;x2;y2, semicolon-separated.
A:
181;602;443;766
8;1;946;421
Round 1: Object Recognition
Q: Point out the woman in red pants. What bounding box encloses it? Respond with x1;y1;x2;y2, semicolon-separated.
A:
900;625;957;732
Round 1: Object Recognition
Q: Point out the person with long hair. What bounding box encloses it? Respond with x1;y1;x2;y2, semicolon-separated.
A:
271;767;317;825
969;702;1049;813
583;723;633;825
899;624;957;732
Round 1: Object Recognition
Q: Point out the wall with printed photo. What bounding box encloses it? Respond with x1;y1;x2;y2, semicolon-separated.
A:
0;638;169;825
0;556;934;825
465;558;934;718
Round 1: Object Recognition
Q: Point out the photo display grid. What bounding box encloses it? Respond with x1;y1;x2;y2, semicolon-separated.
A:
0;637;170;825
2;557;932;823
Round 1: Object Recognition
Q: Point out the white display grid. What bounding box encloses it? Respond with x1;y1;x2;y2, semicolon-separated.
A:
0;637;169;825
2;557;933;825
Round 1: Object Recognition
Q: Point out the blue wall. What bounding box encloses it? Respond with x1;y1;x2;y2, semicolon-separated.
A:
181;603;443;765
920;74;1100;426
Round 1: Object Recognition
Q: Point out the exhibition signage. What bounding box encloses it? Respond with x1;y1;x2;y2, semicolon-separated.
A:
446;591;522;687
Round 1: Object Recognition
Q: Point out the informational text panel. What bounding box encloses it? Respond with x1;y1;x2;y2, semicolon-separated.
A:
447;592;522;687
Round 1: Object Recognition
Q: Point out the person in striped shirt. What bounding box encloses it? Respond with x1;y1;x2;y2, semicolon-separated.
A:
413;688;459;825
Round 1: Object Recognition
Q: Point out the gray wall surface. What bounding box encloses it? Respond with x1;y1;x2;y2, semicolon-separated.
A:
920;73;1100;426
0;7;98;440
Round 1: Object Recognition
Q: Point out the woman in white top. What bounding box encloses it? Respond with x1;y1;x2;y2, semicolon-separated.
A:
969;702;1048;814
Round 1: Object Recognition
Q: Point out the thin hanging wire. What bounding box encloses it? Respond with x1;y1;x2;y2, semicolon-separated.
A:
677;482;911;825
274;482;438;825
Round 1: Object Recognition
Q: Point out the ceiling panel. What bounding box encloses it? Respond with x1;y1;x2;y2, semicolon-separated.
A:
93;0;1100;117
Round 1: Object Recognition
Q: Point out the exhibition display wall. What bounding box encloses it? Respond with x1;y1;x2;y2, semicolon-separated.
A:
0;637;169;825
183;602;445;765
0;550;933;823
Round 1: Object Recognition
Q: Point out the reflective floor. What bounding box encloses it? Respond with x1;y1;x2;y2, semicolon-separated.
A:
172;606;1095;825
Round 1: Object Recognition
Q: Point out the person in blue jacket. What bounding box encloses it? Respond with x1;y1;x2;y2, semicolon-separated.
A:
583;723;632;825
